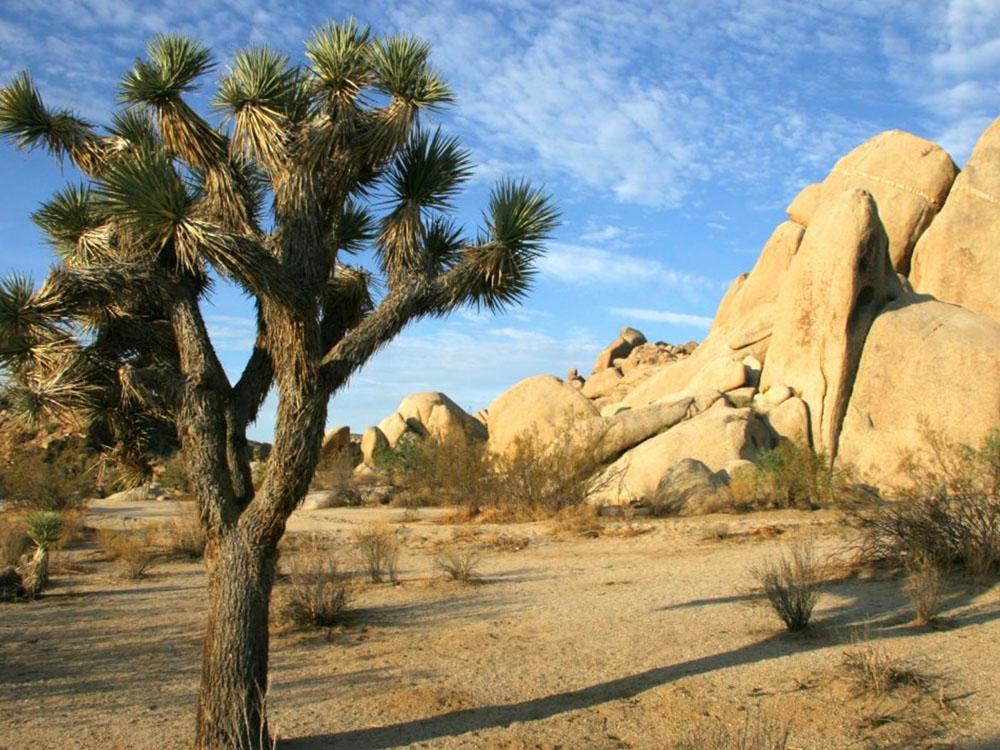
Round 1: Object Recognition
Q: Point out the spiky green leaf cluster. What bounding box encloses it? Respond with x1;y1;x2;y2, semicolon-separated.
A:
0;22;558;484
120;34;214;105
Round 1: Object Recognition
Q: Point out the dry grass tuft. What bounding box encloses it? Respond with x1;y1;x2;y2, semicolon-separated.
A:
160;511;206;559
276;542;349;628
752;541;820;632
435;547;482;583
904;556;945;625
675;713;790;750
97;526;157;579
842;641;934;697
353;523;400;583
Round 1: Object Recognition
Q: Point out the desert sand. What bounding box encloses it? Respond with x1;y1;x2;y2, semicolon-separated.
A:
2;498;999;749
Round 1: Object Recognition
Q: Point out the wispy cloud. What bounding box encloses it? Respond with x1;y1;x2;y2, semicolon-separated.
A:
608;306;713;329
538;242;722;297
205;314;256;352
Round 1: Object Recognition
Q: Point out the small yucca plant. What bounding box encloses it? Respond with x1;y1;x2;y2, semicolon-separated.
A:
25;510;63;550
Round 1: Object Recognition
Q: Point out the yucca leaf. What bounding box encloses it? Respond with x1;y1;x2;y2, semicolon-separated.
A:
215;46;306;166
306;19;373;102
329;200;375;253
107;108;159;151
384;128;472;211
0;72;50;149
0;72;100;169
422;217;464;275
484;179;559;256
32;184;105;260
369;35;453;108
92;147;190;254
119;34;214;105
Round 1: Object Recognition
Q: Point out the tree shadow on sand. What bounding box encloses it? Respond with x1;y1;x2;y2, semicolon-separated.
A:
282;575;1000;749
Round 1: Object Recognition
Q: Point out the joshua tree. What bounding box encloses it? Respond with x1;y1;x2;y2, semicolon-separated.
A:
0;23;556;748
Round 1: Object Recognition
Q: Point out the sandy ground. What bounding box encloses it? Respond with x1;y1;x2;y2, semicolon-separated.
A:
2;497;1000;750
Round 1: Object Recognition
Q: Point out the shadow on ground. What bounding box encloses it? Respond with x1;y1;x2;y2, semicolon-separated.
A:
283;576;1000;749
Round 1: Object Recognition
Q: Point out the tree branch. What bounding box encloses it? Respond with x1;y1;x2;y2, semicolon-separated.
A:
169;288;240;536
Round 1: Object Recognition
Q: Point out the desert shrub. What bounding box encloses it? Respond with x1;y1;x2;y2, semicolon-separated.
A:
157;453;190;494
549;503;604;537
487;429;620;521
435;547;482;583
842;641;932;696
98;527;157;579
725;442;859;511
380;425;616;521
54;508;89;549
161;511;207;558
904;556;944;625
380;433;494;510
752;541;820;631
276;545;349;628
858;429;1000;576
676;714;790;750
353;523;399;583
310;449;357;494
0;448;95;510
0;517;29;566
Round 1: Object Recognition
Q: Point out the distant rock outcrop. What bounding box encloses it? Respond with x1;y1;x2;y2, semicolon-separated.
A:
786;130;958;274
760;188;902;456
909;118;1000;324
352;119;1000;498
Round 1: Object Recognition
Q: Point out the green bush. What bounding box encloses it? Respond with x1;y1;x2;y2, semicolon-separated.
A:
859;429;1000;576
725;441;860;511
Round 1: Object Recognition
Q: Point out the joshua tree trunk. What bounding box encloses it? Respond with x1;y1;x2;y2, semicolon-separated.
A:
192;376;329;748
196;532;277;750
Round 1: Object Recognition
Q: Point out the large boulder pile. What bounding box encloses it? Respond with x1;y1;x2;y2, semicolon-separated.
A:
351;118;1000;503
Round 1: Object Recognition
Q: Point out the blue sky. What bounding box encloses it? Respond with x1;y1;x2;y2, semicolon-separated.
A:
1;0;998;440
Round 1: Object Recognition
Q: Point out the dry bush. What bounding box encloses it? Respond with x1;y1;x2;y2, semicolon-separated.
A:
380;433;494;510
309;450;358;496
489;428;621;520
901;557;944;626
435;547;482;583
722;441;862;512
384;423;618;521
701;522;733;542
676;714;790;750
0;516;29;567
480;532;530;552
842;641;933;697
353;523;399;583
98;527;157;579
161;511;206;559
54;508;89;548
96;527;124;561
0;448;95;510
858;428;1000;577
549;503;604;537
276;544;349;628
752;541;820;631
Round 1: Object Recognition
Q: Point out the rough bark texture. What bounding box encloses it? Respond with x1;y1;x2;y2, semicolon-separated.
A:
195;534;276;750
